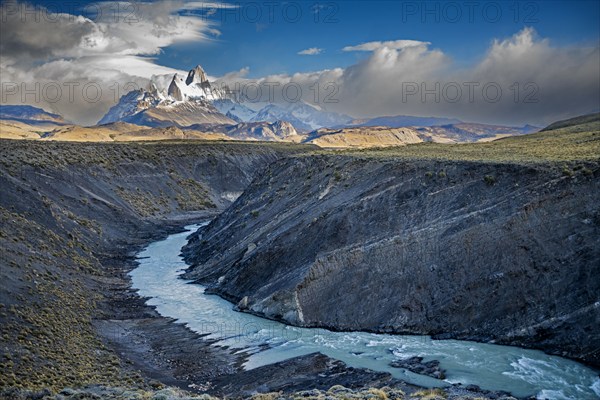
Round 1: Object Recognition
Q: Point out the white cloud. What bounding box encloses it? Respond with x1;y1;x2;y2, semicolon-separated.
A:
224;28;599;126
298;48;323;56
217;67;250;82
183;2;239;10
0;0;229;125
2;3;598;129
343;40;431;52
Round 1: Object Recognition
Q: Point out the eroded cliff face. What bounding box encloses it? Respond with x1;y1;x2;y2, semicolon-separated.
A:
183;155;600;366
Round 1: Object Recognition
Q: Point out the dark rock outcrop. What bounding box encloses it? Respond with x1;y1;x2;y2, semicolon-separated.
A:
212;352;417;397
184;154;600;367
389;356;446;380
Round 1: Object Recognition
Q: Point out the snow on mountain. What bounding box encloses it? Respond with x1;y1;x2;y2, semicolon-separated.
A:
167;66;227;102
98;65;235;126
98;85;164;125
98;64;351;130
186;120;302;142
212;99;258;122
214;97;351;131
250;101;352;132
120;101;235;127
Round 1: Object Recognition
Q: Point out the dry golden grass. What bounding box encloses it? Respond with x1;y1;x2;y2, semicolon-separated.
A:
306;126;422;149
0;120;53;140
410;388;447;400
326;120;600;164
42;125;116;141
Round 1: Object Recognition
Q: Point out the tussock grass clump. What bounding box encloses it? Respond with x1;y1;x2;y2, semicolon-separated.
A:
410;388;447;400
0;386;219;400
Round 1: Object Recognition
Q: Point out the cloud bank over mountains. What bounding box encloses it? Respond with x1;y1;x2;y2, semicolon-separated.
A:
242;28;599;126
1;0;225;124
1;0;598;126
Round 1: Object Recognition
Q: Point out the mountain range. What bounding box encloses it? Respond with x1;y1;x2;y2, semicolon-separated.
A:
0;105;67;125
98;65;349;132
98;66;235;127
348;115;461;128
1;64;543;146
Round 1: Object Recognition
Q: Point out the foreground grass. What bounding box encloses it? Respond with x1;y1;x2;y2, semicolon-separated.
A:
0;139;316;171
1;385;509;400
329;120;600;164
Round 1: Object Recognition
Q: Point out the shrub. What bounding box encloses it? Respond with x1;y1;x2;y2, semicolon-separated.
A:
368;388;389;400
483;175;496;186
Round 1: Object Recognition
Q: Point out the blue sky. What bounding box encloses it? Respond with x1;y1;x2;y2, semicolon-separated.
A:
26;0;600;77
159;0;600;77
3;0;600;125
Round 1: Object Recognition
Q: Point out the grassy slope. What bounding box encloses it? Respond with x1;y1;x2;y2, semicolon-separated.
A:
540;112;600;132
331;119;599;164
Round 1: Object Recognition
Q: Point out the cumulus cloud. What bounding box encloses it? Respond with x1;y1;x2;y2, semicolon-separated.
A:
183;2;238;10
227;28;599;126
0;0;229;125
343;40;431;52
298;47;323;56
217;67;250;81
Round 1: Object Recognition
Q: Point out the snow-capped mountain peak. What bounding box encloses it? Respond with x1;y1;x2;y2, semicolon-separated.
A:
212;99;258;123
98;87;164;125
186;65;209;86
98;65;234;126
165;69;223;102
167;75;185;101
98;64;352;131
249;101;352;132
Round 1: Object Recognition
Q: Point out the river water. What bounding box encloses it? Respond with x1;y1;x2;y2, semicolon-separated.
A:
130;224;600;399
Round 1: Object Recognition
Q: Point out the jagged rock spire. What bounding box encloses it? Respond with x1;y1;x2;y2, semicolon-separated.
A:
186;65;208;85
168;74;184;101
